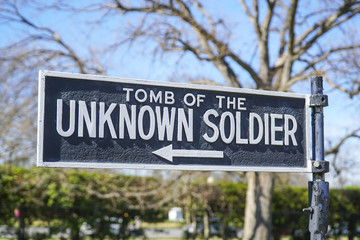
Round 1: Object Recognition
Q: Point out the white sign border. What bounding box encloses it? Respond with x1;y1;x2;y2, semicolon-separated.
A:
37;70;312;172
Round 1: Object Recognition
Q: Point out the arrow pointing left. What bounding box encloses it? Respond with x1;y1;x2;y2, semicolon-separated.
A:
152;144;224;162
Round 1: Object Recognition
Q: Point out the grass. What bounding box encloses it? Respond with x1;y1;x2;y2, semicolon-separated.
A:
142;221;184;229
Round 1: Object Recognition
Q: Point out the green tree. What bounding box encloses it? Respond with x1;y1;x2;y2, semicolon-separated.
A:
329;187;360;240
272;186;308;240
213;182;247;239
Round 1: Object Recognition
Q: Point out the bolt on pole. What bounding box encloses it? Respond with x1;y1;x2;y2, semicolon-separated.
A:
305;76;329;240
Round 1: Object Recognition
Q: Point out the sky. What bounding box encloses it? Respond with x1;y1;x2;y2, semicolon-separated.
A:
1;0;360;187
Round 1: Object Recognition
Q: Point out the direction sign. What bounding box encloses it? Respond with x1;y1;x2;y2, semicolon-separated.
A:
37;70;311;172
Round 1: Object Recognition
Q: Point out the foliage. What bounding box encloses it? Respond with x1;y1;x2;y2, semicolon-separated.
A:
272;186;309;240
0;165;153;240
328;187;360;239
2;165;360;239
213;182;247;227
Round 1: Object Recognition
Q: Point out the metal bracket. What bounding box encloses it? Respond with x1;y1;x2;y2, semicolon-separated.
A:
310;94;328;107
303;207;314;213
311;160;329;173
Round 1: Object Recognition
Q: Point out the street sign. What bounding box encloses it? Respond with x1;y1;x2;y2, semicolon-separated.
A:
37;70;311;172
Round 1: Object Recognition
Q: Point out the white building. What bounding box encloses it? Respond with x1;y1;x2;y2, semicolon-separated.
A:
168;207;184;222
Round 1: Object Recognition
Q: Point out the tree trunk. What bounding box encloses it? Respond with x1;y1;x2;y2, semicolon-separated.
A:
17;205;26;240
243;172;274;240
184;203;191;240
348;214;356;240
70;226;80;240
222;218;229;240
203;209;210;240
191;211;198;240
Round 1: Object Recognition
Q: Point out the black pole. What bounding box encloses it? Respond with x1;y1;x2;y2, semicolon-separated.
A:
304;76;329;240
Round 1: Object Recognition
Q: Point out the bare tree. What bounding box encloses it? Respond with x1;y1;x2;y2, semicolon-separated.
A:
0;1;106;165
1;0;360;239
0;56;37;165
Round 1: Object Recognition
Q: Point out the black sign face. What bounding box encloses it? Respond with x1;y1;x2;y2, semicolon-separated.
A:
37;71;311;172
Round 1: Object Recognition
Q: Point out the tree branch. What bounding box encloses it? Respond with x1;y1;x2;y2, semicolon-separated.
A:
228;52;263;87
325;127;360;156
258;0;276;87
293;2;360;58
239;0;261;37
291;44;360;81
113;0;243;87
273;0;298;91
324;75;360;98
5;4;88;73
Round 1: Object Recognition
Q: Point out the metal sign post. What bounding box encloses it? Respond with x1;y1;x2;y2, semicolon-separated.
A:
303;76;329;239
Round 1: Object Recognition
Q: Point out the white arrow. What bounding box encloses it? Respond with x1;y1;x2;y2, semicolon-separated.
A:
152;144;224;162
